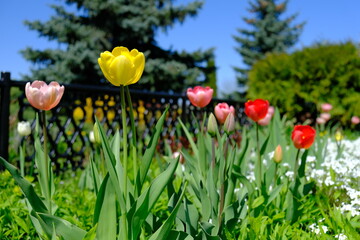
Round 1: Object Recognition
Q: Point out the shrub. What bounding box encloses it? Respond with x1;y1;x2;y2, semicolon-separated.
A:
247;42;360;124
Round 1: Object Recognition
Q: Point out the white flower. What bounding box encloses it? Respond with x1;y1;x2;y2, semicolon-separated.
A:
17;121;31;136
89;131;95;143
335;233;348;240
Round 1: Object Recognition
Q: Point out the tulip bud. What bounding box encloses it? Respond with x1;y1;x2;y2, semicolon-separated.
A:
334;131;343;142
17;121;31;137
273;145;283;163
173;151;185;165
89;131;95;143
93;122;101;144
207;113;218;137
224;113;235;135
320;103;332;112
351;116;360;125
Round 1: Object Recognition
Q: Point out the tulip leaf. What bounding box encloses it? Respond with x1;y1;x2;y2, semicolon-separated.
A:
266;183;284;207
178;118;199;158
199;222;221;240
260;131;271;156
136;107;169;195
82;224;97;240
148;182;187;240
234;173;255;197
95;178;117;240
251;196;265;209
93;173;110;225
0;156;48;213
89;154;101;195
298;150;309;178
129;158;179;240
37;213;87;240
95;118;125;213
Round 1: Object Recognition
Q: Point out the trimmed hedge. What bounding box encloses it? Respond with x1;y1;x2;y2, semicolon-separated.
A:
247;42;360;124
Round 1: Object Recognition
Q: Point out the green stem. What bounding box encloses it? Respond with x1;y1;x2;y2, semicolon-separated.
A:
293;149;301;183
120;86;128;239
211;138;216;169
20;140;26;177
256;123;262;188
41;111;52;214
273;163;278;188
218;137;229;233
125;86;137;181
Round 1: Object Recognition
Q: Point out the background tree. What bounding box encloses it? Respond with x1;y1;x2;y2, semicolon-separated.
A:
233;0;304;98
21;0;215;92
247;42;360;124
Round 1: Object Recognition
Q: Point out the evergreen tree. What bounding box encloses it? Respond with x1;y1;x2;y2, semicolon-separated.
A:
21;0;215;92
233;0;304;96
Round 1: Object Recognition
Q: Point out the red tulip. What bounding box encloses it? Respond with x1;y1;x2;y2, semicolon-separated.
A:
25;81;65;111
214;103;235;124
258;106;275;126
291;125;316;149
187;86;213;108
244;99;269;122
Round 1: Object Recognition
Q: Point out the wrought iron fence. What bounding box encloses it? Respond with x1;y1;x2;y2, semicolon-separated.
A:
0;72;246;172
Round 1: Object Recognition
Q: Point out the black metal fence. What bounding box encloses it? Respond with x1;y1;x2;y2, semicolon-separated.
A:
0;72;246;172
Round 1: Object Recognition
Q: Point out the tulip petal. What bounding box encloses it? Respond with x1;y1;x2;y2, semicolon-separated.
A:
98;52;116;83
127;52;145;85
130;49;139;57
112;47;129;57
25;81;64;111
109;55;135;86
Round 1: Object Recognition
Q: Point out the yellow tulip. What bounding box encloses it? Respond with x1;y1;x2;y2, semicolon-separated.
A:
98;46;145;86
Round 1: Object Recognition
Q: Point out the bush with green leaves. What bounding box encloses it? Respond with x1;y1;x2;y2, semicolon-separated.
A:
247;42;360;124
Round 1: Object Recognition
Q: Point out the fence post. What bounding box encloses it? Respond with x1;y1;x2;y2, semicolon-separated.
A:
0;72;11;161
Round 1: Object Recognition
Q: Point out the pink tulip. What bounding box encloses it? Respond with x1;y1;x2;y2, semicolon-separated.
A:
316;117;326;125
321;103;332;112
25;81;65;111
258;112;272;126
187;86;213;108
267;106;275;115
351;116;360;125
319;113;331;122
258;106;275;126
214;103;235;124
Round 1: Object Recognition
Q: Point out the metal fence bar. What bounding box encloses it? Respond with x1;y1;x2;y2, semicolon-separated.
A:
0;72;11;161
0;71;245;172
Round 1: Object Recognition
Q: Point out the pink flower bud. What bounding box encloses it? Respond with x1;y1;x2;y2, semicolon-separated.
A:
316;117;326;125
224;113;235;135
25;81;65;111
273;145;283;163
214;103;235;124
351;116;360;125
320;103;332;112
319;113;331;122
186;86;213;108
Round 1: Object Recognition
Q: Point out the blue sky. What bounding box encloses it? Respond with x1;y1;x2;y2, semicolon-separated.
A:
1;0;360;96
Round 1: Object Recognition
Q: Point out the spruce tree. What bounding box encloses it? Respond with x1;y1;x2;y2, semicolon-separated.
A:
21;0;215;92
233;0;304;96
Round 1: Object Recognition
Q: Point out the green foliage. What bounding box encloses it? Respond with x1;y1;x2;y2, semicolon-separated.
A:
247;42;360;124
21;0;215;92
0;170;95;240
233;0;304;90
